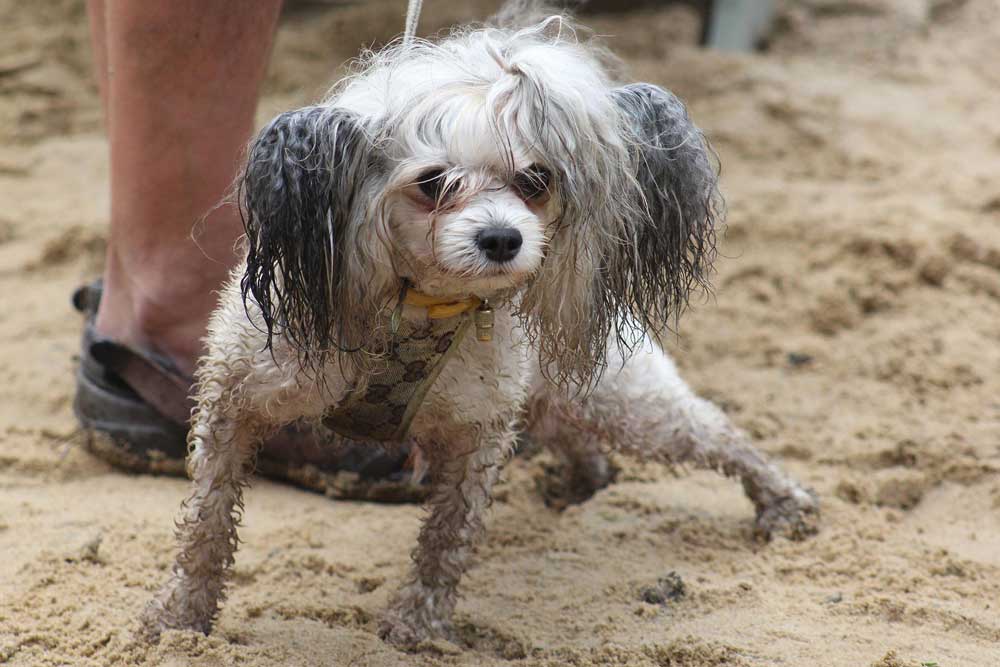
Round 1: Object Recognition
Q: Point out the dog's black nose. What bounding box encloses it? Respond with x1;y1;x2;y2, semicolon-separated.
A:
476;227;522;263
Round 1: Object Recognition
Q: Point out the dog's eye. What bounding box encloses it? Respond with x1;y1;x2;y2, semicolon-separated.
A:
416;168;455;205
513;164;551;201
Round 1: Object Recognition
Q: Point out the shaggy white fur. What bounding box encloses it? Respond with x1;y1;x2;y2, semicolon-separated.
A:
140;9;818;648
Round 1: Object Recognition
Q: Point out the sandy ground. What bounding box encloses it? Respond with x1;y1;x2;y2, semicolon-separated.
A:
3;1;1000;665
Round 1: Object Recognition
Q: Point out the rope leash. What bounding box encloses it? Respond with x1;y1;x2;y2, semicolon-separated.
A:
403;0;423;46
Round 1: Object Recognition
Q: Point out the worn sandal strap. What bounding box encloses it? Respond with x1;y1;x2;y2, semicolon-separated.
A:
73;281;195;426
89;339;195;426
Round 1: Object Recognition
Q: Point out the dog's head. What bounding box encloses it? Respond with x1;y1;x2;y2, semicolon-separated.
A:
239;15;721;386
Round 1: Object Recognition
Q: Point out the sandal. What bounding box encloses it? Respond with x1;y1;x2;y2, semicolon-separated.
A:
72;280;427;502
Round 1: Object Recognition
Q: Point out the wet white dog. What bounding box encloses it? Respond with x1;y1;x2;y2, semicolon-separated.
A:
140;7;818;648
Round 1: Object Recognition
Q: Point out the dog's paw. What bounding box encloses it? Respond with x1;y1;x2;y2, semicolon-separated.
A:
753;486;819;541
136;616;164;645
137;603;174;644
378;614;437;649
137;590;214;643
378;594;455;650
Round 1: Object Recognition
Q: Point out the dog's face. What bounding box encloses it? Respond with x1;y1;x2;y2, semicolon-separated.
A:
238;16;722;386
380;133;558;297
389;160;552;295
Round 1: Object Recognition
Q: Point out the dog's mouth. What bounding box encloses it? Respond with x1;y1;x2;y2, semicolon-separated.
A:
402;265;533;302
455;263;531;280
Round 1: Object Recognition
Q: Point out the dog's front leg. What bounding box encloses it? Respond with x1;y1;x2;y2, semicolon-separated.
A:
139;396;266;641
534;337;819;540
378;423;517;648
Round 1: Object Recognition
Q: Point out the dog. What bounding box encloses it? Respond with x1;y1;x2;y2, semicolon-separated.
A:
140;7;818;648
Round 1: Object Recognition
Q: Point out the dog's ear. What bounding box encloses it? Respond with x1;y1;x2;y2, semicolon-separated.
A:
239;106;374;364
609;83;722;335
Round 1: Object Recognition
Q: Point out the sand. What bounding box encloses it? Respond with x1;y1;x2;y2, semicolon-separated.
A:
2;1;999;665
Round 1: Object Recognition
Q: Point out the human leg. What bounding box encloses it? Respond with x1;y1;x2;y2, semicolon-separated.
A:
89;0;283;376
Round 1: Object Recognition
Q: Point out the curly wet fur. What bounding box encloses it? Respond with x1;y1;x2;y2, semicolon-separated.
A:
141;9;818;649
237;13;719;388
240;106;391;373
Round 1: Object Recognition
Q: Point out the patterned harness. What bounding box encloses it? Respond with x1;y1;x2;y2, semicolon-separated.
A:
321;290;492;442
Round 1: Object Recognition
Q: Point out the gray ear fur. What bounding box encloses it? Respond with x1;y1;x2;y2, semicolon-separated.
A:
239;105;374;366
610;82;721;336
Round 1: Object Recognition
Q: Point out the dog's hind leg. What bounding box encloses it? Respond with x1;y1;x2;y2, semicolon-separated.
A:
526;400;617;504
139;379;266;640
532;336;819;540
378;422;518;647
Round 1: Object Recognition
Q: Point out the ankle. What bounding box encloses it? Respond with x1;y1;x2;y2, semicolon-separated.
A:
94;266;216;377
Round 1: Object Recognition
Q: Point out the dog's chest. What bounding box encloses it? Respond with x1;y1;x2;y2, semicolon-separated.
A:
322;312;472;441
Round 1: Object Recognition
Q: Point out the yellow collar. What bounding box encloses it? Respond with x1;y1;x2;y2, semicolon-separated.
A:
402;289;482;320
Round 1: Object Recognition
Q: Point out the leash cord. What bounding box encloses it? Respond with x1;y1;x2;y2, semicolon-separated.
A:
403;0;424;46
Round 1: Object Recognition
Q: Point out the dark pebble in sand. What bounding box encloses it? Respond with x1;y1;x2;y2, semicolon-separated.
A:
639;571;686;605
